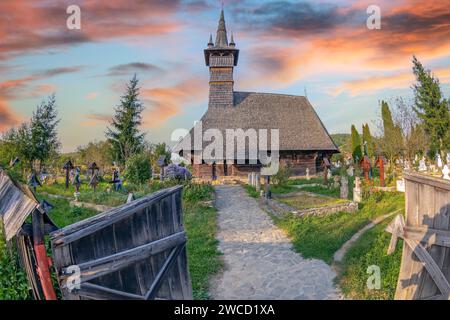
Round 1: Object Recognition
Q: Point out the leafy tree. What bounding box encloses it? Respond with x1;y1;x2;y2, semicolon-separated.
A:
150;142;172;172
76;140;114;169
30;94;60;171
381;101;403;163
124;153;152;185
412;56;450;159
362;123;374;158
351;125;362;162
106;75;145;165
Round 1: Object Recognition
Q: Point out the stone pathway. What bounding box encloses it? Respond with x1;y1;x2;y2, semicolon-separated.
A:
210;185;342;300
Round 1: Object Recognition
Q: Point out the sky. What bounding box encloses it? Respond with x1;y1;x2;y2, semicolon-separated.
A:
0;0;449;152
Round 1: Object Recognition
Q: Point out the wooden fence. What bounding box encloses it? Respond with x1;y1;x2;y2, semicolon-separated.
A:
50;185;193;300
387;172;450;300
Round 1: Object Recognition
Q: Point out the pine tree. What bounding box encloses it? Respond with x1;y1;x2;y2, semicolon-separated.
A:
412;56;450;158
106;75;145;165
362;123;373;158
30;94;60;171
351;125;362;162
381;100;403;162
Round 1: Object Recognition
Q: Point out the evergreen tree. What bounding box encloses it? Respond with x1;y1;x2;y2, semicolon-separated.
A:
412;56;450;158
381;100;403;162
31;94;60;171
362;123;374;158
106;75;145;165
351;125;362;162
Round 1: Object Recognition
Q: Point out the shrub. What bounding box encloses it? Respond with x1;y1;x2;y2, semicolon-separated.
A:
0;242;31;300
124;153;152;185
183;183;214;202
272;163;291;186
165;164;192;181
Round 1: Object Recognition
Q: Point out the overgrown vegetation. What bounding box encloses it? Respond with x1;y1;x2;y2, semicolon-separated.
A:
272;192;404;264
338;219;403;300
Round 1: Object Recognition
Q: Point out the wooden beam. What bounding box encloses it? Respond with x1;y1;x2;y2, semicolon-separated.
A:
59;231;187;286
51;186;182;245
144;244;184;300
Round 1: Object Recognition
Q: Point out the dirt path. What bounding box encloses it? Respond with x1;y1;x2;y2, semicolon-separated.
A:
210;185;342;300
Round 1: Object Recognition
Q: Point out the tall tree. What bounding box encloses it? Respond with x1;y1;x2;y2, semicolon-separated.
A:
31;94;60;171
412;56;450;158
381;100;403;163
106;75;145;165
351;125;362;162
362;123;374;158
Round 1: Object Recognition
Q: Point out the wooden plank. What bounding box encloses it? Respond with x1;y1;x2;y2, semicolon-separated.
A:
50;186;182;242
145;244;185;300
59;231;187;286
78;282;144;300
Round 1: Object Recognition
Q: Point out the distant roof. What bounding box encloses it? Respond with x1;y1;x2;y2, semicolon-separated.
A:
174;92;339;156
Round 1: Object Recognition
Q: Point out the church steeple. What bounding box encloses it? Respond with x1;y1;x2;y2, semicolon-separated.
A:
215;9;228;47
204;9;239;108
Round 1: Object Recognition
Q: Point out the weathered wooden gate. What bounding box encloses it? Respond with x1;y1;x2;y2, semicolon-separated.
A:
387;172;450;300
50;185;193;300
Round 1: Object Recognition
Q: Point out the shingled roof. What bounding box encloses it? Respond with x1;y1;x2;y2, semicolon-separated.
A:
174;92;339;155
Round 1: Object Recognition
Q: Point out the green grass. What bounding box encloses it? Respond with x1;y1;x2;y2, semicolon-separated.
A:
243;184;259;198
270;184;298;194
299;185;341;198
184;202;223;300
338;218;403;300
287;177;324;185
271;192;404;264
278;194;348;210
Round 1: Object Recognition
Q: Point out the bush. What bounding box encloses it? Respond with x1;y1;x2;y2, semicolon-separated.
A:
165;164;192;181
124;153;152;185
272;163;291;186
0;242;31;300
183;183;213;202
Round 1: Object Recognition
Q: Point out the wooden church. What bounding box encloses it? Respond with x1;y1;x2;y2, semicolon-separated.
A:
175;10;339;181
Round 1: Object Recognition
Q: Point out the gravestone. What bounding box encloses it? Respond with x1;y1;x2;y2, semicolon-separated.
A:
305;168;310;180
333;175;340;188
353;176;362;203
340;176;348;199
418;157;427;172
447;153;450;165
443;165;450;180
437;154;443;168
347;165;354;177
248;173;252;185
396;178;405;192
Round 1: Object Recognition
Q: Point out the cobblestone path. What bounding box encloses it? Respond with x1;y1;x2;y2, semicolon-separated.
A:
210;185;342;300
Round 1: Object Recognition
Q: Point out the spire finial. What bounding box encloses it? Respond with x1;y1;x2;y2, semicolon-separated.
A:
229;31;235;47
215;7;228;47
208;34;213;47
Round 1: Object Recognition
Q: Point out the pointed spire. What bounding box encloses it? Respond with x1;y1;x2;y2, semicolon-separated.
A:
215;9;228;47
208;34;213;47
229;32;235;47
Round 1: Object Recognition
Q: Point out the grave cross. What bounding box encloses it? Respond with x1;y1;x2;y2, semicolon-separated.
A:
62;160;74;189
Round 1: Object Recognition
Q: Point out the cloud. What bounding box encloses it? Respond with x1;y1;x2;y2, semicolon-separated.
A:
85;92;99;100
80;113;112;127
0;0;182;60
0;99;19;131
235;0;450;88
106;62;162;77
141;78;206;127
332;66;450;96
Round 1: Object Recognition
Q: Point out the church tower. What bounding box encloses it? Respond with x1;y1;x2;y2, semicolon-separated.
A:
204;9;239;108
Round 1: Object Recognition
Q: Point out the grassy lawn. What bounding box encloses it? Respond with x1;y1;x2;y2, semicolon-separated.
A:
271;192;404;264
184;202;222;300
287;177;324;185
338;218;403;300
278;193;348;210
